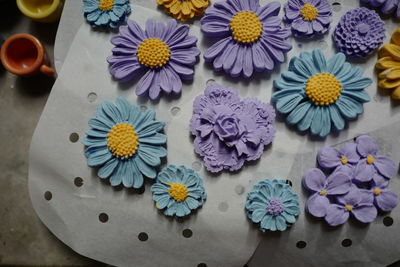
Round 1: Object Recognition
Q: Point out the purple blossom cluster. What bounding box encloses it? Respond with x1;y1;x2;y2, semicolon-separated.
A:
303;135;398;226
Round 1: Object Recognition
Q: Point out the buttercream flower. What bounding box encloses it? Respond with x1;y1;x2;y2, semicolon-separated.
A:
201;0;292;78
245;179;300;232
317;143;359;174
272;49;372;137
369;174;399;212
83;0;131;29
107;19;200;100
361;0;400;18
325;187;377;226
353;135;397;183
190;83;276;173
83;97;167;188
151;165;207;217
376;28;400;100
157;0;209;21
302;168;352;218
284;0;332;38
333;7;386;58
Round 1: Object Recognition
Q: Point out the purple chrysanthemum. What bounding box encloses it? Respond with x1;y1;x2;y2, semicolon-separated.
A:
107;19;200;100
201;0;292;78
284;0;332;38
190;83;276;173
333;7;386;58
361;0;400;18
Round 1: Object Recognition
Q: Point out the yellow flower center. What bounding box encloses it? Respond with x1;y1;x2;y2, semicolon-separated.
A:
319;190;327;196
230;11;262;44
136;38;171;68
301;3;318;21
367;155;375;164
345;205;353;211
167;183;189;202
107;123;139;158
373;188;382;195
98;0;114;11
305;73;342;106
341;156;348;165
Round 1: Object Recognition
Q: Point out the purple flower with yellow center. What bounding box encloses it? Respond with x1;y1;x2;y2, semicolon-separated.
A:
361;0;400;18
325;187;377;226
317;143;360;174
107;19;200;100
284;0;332;38
353;135;397;183
302;168;352;218
369;173;399;212
201;0;292;78
83;0;131;29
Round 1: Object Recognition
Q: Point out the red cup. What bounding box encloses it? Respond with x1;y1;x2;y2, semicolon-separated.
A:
0;33;55;77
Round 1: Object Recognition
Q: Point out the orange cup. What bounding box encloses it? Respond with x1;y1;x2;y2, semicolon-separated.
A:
0;33;55;77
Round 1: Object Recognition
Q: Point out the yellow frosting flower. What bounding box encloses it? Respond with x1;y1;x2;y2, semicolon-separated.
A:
376;28;400;100
157;0;209;21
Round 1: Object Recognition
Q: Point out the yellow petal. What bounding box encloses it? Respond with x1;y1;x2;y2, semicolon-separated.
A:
378;68;400;79
391;85;400;99
170;1;182;15
379;44;400;60
391;28;400;46
181;1;191;16
376;57;400;70
379;78;400;89
191;0;208;9
164;0;177;8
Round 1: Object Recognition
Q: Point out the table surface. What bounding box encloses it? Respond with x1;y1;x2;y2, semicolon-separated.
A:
0;1;105;265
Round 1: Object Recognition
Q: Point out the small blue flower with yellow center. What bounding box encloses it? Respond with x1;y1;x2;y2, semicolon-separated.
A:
83;97;167;188
246;179;300;232
83;0;131;28
151;165;207;217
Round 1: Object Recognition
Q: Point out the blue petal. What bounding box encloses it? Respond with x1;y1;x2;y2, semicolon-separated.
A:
260;214;274;231
110;160;126;186
83;0;99;13
276;94;304;114
155;194;170;209
98;157;119;178
94;12;110;26
334;62;352;80
82;137;107;147
86;10;102;22
310;106;323;135
341;90;371;102
140;144;167;158
128;105;141;125
293;56;315;78
327;53;346;74
87;149;112;167
281;71;307;83
338;67;363;83
115;97;131;121
101;101;122;124
152;183;169;194
276;215;288;231
131;109;156;129
329;104;345;130
185;197;200;210
139;133;166;145
287;101;312;125
284;204;300;216
318;107;331;137
130;159;144;188
85;129;107;138
134;156;157;178
312;49;327;73
137;121;165;137
122;160;135;187
342;77;373;91
251;208;267;223
335;96;363;119
88;118;112;132
281;211;296;224
298;104;316;131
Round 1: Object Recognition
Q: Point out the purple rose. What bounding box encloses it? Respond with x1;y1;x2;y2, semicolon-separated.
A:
325;187;377;226
369;173;399;212
303;168;352;218
354;135;397;183
317;143;360;175
213;109;244;144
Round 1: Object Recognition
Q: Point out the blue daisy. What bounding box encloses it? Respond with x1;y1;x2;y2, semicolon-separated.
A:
245;179;300;232
83;97;167;188
83;0;131;29
151;165;207;217
272;49;372;137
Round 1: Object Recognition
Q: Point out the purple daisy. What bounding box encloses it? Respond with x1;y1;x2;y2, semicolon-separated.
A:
353;135;397;183
317;143;360;175
369;174;399;212
325;187;377;226
361;0;400;18
107;19;200;100
284;0;332;38
189;82;276;173
333;7;386;58
302;168;352;218
201;0;292;78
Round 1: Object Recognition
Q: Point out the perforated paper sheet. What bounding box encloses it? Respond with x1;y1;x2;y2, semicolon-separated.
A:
29;0;400;266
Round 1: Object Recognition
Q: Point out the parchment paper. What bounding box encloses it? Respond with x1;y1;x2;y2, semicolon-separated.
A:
30;0;400;266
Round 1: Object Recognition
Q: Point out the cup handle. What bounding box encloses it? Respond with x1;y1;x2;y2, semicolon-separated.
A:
40;64;56;77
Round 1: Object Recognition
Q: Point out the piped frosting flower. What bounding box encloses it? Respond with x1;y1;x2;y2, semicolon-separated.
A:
151;165;207;217
284;0;332;38
201;0;292;78
376;28;400;100
369;174;399;212
303;168;352;218
272;49;372;137
245;179;300;232
83;0;131;28
361;0;400;18
333;7;386;58
83;97;167;188
157;0;209;21
353;135;397;183
190;83;276;173
317;143;360;174
107;19;200;100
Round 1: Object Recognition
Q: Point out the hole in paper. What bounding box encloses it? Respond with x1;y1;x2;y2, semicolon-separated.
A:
235;185;245;195
44;191;52;201
74;177;84;187
171;107;181;116
206;79;215;86
296;241;307;249
182;229;193;238
286;180;293;187
69;133;79;143
140;105;147;112
218;202;229;212
332;2;341;12
138;232;148;241
192;161;202;171
341;238;352;247
383;216;394;227
87;92;97;103
99;213;109;223
197;263;207;267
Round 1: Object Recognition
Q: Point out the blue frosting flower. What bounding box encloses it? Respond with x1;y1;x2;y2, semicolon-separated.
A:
83;0;131;28
245;179;300;232
83;97;167;188
151;165;207;217
272;49;372;137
